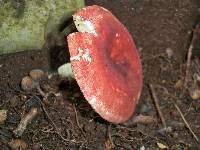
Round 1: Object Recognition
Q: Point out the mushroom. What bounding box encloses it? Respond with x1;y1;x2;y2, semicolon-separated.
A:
67;5;143;123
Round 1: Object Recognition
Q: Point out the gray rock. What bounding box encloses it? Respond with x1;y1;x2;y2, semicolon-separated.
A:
0;0;84;54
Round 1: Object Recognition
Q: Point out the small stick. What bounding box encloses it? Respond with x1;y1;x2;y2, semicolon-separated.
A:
123;115;155;126
174;104;199;142
184;24;199;88
105;124;115;149
13;107;38;137
34;96;79;143
154;84;199;142
149;84;166;128
107;124;112;141
73;105;86;137
36;96;70;142
36;85;47;98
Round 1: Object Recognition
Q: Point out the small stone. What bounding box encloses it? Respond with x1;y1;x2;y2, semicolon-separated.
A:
140;146;145;150
172;132;179;138
9;96;20;108
58;63;74;78
8;139;28;150
73;92;81;98
174;80;183;89
166;48;173;59
157;142;168;149
189;86;200;100
29;69;46;81
32;143;42;150
158;126;172;135
138;47;143;52
0;109;7;124
104;139;115;150
138;104;152;114
170;110;179;117
21;76;37;91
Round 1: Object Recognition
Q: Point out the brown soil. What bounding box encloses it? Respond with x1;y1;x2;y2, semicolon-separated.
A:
0;0;200;149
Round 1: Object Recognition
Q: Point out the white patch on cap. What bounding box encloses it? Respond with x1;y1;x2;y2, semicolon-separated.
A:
113;87;128;98
82;49;91;63
115;33;120;37
89;97;97;106
70;48;91;63
87;95;126;122
73;15;97;36
88;96;112;116
70;48;83;61
105;110;110;115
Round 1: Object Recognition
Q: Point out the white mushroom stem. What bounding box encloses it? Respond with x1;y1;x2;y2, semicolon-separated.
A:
58;63;75;78
57;15;96;79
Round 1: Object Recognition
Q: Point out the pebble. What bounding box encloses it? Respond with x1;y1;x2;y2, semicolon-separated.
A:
9;96;20;108
29;69;46;81
0;109;7;124
165;48;174;59
174;80;183;89
8;139;28;150
32;143;42;150
189;87;200;100
21;76;37;91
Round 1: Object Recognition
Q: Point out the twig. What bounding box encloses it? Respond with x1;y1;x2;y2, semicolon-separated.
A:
116;125;160;141
36;85;47;98
123;115;155;126
174;104;199;142
35;84;84;144
73;105;86;137
34;96;75;143
105;125;115;150
149;84;167;128
0;109;7;124
142;53;166;62
184;24;199;88
154;84;199;143
107;124;113;144
13;107;38;137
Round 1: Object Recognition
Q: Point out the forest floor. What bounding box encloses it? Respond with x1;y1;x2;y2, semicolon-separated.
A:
0;0;200;149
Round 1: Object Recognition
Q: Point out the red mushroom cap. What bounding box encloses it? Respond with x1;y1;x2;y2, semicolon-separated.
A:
67;5;142;123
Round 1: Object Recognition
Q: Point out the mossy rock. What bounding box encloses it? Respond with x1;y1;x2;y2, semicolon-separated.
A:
0;0;85;54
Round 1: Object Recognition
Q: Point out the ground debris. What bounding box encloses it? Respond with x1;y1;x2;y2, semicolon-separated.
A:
104;139;115;150
123;115;155;126
157;142;168;149
0;109;7;124
13;107;39;137
174;104;199;142
184;24;200;89
29;69;47;81
149;84;166;128
8;139;28;150
0;0;199;149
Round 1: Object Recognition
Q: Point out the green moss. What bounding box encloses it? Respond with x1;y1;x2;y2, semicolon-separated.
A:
0;0;85;54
